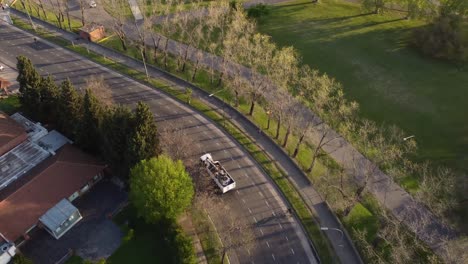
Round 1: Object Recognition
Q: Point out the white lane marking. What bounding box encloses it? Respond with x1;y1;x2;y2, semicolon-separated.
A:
258;191;264;198
272;211;276;217
265;201;270;207
236;190;240;195
266;241;270;248
290;248;295;255
237;164;242;169
241;199;246;204
285;236;289;241
260;229;264;235
215;142;220;146
248;208;252;214
253;216;257;223
272;254;276;261
278;223;283;229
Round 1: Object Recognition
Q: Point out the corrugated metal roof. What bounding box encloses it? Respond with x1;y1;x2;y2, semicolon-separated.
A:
39;199;78;231
0;140;50;191
10;113;48;142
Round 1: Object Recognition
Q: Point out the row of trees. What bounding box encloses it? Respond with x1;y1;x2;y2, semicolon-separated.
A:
120;1;465;261
17;55;197;263
17;55;160;179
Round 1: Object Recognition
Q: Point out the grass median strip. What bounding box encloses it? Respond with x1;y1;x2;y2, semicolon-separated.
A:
11;15;335;263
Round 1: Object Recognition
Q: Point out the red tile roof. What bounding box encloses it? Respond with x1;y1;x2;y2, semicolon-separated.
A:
0;144;105;242
0;111;27;156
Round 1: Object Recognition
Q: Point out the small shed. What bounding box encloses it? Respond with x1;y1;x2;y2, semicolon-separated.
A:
0;78;11;95
79;23;105;42
39;199;83;239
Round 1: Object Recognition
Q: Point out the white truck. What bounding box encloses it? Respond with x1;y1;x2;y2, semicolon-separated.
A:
200;153;236;193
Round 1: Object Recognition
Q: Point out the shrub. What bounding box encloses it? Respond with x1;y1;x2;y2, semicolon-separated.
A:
413;14;468;64
247;4;270;19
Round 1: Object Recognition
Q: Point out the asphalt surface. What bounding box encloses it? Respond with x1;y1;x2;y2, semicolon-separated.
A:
0;21;317;264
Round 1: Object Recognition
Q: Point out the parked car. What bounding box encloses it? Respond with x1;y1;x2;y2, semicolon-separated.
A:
89;1;97;8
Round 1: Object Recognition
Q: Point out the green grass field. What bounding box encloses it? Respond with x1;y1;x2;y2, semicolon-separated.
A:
0;95;20;114
258;0;468;172
107;206;174;264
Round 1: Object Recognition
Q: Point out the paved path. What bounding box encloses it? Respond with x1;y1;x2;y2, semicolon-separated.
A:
127;0;143;21
2;14;317;264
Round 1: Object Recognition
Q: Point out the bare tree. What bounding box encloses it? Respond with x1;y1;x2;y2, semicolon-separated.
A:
85;75;114;106
78;0;86;26
37;0;48;20
291;106;317;158
194;191;256;264
104;0;130;50
50;0;65;29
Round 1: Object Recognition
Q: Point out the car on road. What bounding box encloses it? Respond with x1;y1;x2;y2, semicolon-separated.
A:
89;1;97;8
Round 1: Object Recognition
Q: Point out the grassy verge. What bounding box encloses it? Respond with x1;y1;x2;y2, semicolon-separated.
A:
0;95;21;114
11;15;335;263
14;3;83;33
103;0;134;20
190;207;223;264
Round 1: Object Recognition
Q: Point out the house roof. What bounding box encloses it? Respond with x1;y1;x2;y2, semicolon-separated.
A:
39;199;78;232
0;144;105;242
0;111;27;156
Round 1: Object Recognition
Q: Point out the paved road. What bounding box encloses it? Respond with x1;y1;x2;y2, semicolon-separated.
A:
0;20;317;264
115;1;457;259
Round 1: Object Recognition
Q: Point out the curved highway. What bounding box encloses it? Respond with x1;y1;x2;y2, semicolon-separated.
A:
0;21;317;264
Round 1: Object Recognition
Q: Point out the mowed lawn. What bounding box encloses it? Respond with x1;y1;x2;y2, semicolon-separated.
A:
258;0;468;171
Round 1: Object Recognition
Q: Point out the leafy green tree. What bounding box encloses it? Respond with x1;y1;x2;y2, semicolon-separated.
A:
101;105;134;178
57;79;82;138
16;55;42;117
128;102;160;168
76;89;103;153
129;155;194;222
38;75;59;123
169;226;196;264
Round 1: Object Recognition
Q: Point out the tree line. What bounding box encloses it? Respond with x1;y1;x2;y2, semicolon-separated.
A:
16;55;197;263
99;1;465;261
17;55;160;180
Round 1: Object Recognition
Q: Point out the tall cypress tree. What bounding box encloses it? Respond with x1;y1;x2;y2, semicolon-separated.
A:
38;75;59;123
101;105;134;179
128;102;160;168
76;89;103;154
57;79;82;138
16;55;42;117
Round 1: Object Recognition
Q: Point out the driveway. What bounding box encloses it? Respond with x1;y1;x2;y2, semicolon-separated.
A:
21;179;128;263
